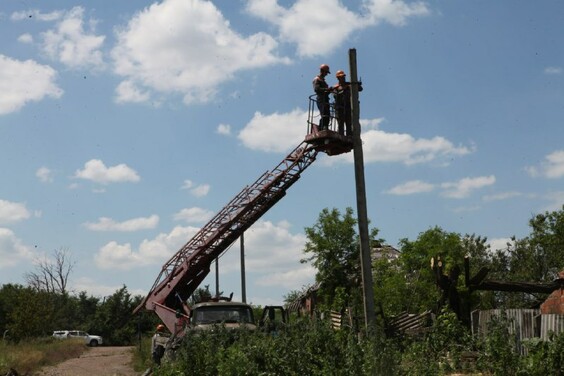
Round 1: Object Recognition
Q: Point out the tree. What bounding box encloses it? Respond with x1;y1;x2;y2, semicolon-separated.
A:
301;207;381;313
25;247;75;295
93;286;142;345
8;287;55;339
395;227;494;325
0;284;25;340
481;205;564;308
189;285;213;305
509;205;564;282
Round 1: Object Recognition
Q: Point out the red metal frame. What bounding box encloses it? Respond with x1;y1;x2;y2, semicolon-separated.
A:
136;98;353;334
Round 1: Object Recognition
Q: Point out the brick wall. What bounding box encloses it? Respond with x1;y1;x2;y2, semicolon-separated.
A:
540;271;564;314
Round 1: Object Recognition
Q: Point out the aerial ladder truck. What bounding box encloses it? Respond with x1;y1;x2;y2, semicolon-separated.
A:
134;95;354;336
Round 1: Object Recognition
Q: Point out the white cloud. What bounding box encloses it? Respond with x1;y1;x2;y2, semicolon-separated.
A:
217;123;231;136
11;9;63;22
0;200;31;224
441;175;496;199
488;237;513;253
94;219;309;293
215;220;312;291
0;228;34;268
219;220;306;273
386;180;434;195
247;0;358;58
482;191;522;202
543;191;564;212
0;54;63;115
83;215;159;232
239;108;308;152
255;264;316;289
238;109;473;167
111;0;289;105
246;0;429;57
17;33;33;43
181;180;194;190
334;129;473;166
544;66;562;75
180;180;210;197
362;0;431;26
72;276;146;298
74;159;140;185
173;207;214;224
191;184;210;197
41;6;105;69
36;167;54;183
526;150;564;179
94;225;199;270
115;80;150;103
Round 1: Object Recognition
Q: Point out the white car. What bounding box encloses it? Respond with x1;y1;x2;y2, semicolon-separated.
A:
52;330;103;346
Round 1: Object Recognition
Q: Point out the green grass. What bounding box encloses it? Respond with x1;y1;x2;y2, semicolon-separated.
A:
0;338;87;375
131;336;154;373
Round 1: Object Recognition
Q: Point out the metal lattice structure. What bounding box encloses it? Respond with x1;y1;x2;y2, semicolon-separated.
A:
136;95;354;333
136;142;321;331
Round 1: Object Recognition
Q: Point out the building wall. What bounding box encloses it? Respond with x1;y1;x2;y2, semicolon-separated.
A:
540;288;564;314
540;271;564;314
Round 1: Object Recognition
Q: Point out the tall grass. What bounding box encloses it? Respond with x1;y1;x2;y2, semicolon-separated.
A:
140;313;564;376
0;338;86;375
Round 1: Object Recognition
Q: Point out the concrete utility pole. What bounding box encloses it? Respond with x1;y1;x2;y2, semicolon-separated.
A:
240;233;247;303
349;48;377;332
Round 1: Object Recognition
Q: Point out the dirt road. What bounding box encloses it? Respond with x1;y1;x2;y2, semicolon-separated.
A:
34;346;141;376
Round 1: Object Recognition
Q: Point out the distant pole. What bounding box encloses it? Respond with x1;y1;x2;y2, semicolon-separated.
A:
240;232;247;303
349;48;377;332
215;258;219;297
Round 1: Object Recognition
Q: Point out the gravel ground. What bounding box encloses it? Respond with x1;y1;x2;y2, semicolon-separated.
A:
33;346;140;376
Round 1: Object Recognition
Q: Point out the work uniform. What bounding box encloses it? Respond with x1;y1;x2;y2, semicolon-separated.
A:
313;75;331;130
151;332;168;365
333;80;362;136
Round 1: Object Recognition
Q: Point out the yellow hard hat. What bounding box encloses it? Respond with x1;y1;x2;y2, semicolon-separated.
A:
336;70;346;77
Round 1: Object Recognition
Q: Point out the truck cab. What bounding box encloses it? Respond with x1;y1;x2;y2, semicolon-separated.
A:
189;301;257;332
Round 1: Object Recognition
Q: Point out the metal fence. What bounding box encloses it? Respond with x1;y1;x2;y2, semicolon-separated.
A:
471;309;564;355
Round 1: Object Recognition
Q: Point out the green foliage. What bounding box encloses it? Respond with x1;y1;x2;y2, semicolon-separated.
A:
155;317;401;376
372;258;411;317
0;283;152;345
302;207;382;314
189;285;213;305
476;313;520;375
150;311;563;376
486;205;564;308
130;337;153;373
92;285;143;345
399;308;473;376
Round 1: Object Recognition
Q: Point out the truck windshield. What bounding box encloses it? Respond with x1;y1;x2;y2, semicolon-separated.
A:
193;306;254;325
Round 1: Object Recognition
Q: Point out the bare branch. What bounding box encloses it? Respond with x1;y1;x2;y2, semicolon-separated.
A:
25;247;76;294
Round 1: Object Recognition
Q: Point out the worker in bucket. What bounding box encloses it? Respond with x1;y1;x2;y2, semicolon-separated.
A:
332;70;362;136
151;324;168;366
312;64;332;131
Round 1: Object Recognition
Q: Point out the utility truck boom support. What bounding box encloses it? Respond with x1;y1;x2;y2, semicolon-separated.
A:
136;97;353;335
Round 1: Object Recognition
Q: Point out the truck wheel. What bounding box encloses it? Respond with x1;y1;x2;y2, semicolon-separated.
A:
89;339;99;347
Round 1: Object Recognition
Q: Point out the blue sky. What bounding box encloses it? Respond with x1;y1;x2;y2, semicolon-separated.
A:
1;0;563;307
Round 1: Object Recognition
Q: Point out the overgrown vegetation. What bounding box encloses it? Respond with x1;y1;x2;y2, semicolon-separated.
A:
140;311;564;375
0;283;157;345
0;337;86;375
1;205;564;374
